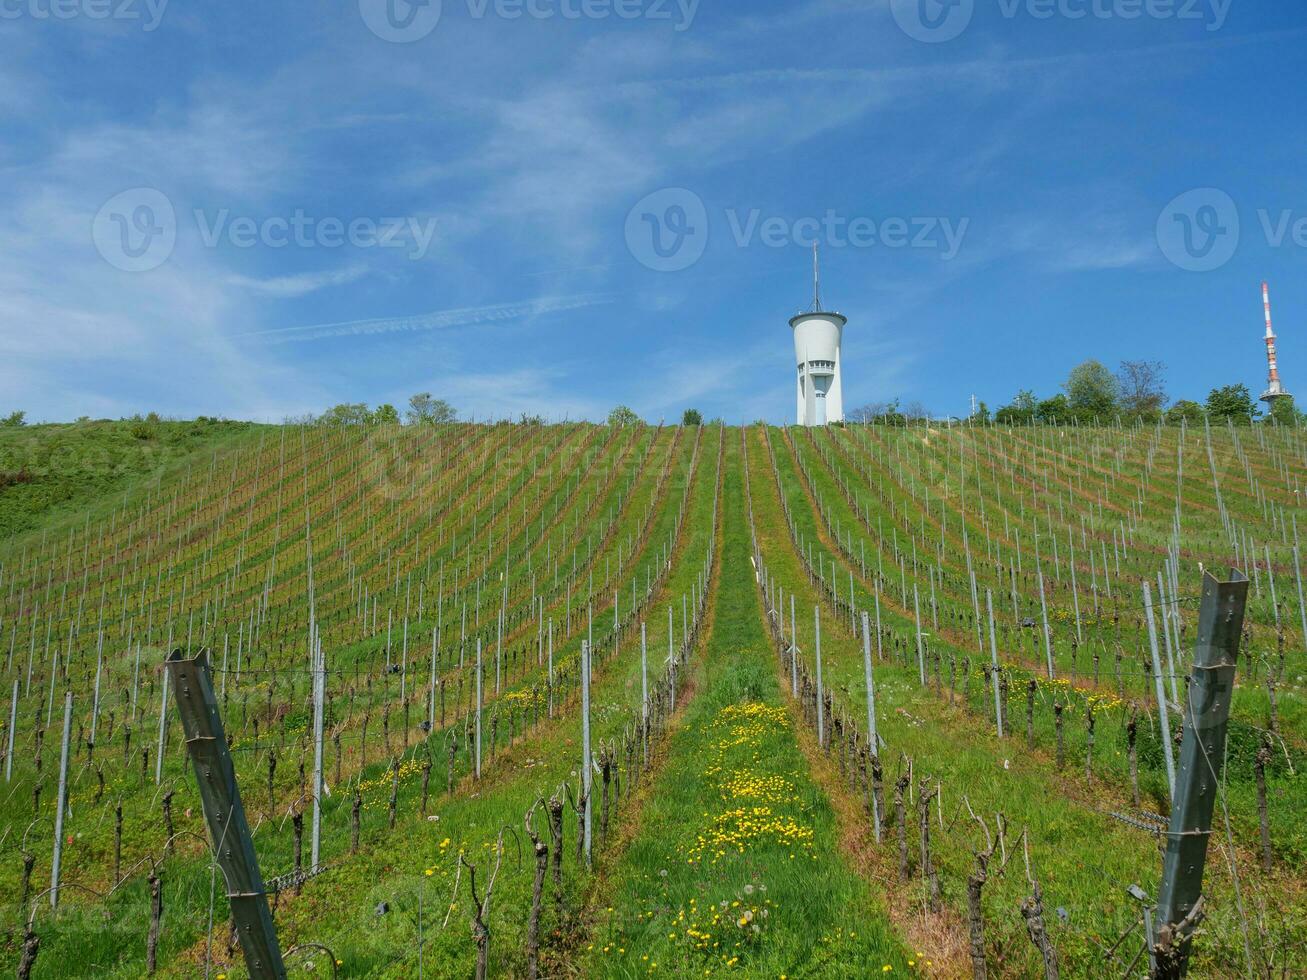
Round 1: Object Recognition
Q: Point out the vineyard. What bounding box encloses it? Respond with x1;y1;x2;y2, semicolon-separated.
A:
0;418;1302;978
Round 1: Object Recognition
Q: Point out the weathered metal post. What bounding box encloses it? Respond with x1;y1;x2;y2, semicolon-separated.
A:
50;691;72;909
986;590;1003;738
5;678;16;782
861;611;881;842
1143;580;1177;798
1151;570;1248;980
789;594;798;697
815;604;825;747
475;637;483;780
154;671;169;784
1038;567;1055;679
167;650;287;979
309;634;326;871
581;640;593;867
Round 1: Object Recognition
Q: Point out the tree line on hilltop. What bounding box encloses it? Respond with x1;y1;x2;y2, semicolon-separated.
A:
4;364;1300;432
852;359;1303;428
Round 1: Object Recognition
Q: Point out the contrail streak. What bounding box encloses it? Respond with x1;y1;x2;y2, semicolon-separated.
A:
238;293;614;345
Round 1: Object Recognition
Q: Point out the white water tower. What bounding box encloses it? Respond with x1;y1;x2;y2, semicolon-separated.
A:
790;246;846;426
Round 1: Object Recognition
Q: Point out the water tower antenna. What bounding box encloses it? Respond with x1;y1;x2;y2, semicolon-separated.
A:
811;242;821;312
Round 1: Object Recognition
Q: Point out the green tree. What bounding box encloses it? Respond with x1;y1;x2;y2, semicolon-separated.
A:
971;401;991;424
406;393;457;425
1165;400;1204;424
1264;395;1301;427
1;411;25;427
1117;360;1167;419
681;408;703;426
1205;384;1259;425
371;403;401;425
1036;394;1074;424
318;403;372;426
1064;360;1119;420
995;390;1037;425
607;405;640;426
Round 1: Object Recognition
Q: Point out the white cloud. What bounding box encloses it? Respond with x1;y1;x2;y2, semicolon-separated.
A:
225;264;371;298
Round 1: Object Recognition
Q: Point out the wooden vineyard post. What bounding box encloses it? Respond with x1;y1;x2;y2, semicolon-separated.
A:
1150;570;1248;980
166;650;287;979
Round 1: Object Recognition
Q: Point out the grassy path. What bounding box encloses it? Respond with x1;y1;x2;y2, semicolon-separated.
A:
576;438;910;978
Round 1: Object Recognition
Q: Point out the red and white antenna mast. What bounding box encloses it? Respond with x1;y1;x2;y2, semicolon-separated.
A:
1260;281;1290;405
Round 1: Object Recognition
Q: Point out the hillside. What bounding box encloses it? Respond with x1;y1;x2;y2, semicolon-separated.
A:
0;418;260;539
0;419;1302;978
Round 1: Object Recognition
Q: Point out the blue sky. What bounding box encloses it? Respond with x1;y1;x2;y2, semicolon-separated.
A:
3;0;1305;423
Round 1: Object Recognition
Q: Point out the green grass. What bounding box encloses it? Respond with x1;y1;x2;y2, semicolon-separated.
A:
745;426;1307;976
0;418;260;538
0;419;1303;978
579;439;910;978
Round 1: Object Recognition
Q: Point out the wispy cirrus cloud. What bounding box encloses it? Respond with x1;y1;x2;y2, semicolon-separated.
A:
225;264;372;298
